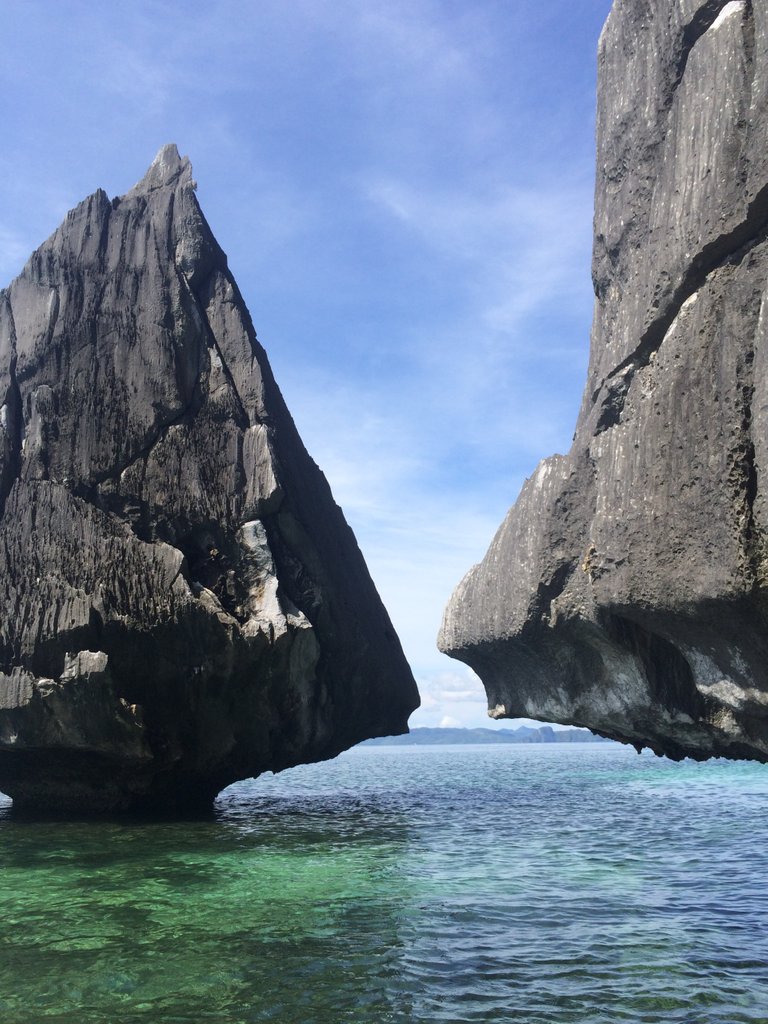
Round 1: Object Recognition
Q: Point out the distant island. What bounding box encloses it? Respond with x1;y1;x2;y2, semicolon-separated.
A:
362;725;611;746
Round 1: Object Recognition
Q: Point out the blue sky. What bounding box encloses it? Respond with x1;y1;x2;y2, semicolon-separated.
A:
2;0;613;728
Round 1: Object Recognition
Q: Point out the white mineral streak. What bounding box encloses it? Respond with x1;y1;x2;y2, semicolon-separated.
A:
243;424;283;514
711;1;745;31
61;651;109;679
534;461;551;491
684;647;768;709
238;520;313;642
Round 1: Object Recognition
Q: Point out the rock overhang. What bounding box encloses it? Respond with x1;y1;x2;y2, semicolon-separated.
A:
439;0;768;763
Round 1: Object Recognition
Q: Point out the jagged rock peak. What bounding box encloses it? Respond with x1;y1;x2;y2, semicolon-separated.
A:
440;0;768;763
128;142;194;194
0;149;419;814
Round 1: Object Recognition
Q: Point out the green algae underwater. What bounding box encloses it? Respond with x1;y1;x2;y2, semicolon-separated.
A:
0;743;767;1024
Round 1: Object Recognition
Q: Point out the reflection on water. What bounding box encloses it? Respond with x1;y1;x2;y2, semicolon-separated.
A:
0;744;766;1022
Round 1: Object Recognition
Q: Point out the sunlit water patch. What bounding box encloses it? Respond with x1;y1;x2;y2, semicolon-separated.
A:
0;744;766;1023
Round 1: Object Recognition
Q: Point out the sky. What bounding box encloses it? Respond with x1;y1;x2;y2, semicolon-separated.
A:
1;0;614;730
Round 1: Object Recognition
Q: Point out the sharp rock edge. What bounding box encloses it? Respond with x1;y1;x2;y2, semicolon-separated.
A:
0;143;419;814
439;0;768;763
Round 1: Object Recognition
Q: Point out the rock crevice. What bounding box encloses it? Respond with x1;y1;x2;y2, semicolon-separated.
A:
596;175;768;434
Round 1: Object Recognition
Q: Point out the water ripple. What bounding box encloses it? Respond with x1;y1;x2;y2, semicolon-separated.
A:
0;744;767;1022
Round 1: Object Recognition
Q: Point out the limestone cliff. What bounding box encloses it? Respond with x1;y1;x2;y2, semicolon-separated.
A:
0;145;418;812
440;0;768;761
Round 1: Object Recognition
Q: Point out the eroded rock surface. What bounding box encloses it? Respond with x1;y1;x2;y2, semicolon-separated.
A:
440;0;768;761
0;144;418;812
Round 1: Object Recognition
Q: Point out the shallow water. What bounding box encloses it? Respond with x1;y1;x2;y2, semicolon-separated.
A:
0;743;766;1023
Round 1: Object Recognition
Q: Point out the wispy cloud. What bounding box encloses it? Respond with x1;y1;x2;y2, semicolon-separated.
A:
365;175;593;342
279;371;507;678
1;0;609;729
410;665;551;731
273;172;596;682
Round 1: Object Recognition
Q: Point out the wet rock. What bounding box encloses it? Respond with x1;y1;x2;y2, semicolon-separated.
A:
439;0;768;762
0;145;418;812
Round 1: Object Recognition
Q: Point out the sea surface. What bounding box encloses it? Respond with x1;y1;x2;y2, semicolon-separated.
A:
0;743;767;1024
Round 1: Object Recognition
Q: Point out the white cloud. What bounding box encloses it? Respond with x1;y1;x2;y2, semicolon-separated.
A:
442;689;485;703
409;664;558;730
413;667;489;728
277;369;512;679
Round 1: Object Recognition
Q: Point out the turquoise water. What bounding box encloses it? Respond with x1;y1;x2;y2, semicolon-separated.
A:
0;743;767;1023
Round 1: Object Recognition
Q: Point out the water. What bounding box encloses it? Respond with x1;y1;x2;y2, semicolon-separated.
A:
0;743;767;1023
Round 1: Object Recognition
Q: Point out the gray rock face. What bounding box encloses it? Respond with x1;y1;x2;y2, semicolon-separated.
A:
439;0;768;761
0;145;418;812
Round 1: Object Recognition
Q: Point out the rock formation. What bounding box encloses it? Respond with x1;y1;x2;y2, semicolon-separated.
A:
440;0;768;761
0;144;418;812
